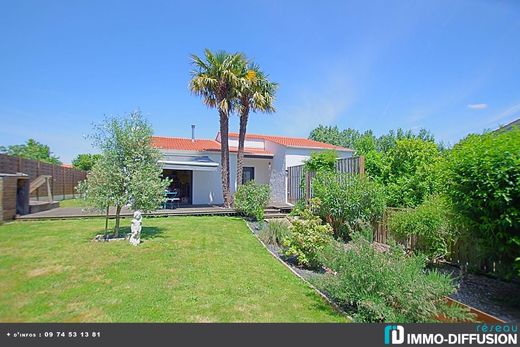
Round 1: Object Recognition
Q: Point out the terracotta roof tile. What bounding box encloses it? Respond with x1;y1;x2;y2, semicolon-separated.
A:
152;132;351;153
227;132;353;151
151;136;221;151
151;136;274;156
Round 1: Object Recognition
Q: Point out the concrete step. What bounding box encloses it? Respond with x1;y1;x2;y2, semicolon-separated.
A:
28;201;59;214
264;213;288;219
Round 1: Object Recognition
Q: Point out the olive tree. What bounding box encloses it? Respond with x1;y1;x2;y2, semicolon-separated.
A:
77;111;170;237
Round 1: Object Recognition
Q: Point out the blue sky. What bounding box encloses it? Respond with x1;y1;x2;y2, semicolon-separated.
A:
1;0;519;163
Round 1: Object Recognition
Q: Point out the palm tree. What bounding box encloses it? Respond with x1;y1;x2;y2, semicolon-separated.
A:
189;49;243;207
236;62;278;186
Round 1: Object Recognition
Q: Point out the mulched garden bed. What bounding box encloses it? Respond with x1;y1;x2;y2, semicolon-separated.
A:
249;220;520;323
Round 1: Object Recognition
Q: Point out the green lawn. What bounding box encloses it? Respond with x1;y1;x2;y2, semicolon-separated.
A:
0;216;346;322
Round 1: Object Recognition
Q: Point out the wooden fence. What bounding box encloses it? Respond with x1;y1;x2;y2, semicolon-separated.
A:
374;207;509;276
286;156;365;204
0;154;87;200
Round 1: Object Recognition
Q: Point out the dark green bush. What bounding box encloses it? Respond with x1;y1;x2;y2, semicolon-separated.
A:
387;195;459;261
283;199;334;268
446;128;520;276
234;181;270;221
314;233;473;322
312;171;386;239
258;220;291;245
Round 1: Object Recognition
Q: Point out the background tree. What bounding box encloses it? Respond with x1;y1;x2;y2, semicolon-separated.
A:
309;126;437;154
72;153;102;171
0;138;61;164
77;111;170;237
309;126;359;149
236;62;277;186
309;125;442;207
382;138;443;207
77;157;118;236
190;49;243;207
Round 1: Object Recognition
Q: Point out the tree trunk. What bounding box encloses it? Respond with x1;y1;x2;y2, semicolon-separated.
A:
236;105;249;187
104;205;109;237
114;205;122;237
219;110;231;208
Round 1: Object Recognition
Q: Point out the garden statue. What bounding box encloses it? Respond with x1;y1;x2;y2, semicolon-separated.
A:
129;211;142;246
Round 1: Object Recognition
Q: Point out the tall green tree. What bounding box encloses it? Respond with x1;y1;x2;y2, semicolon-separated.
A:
72;153;102;171
309;125;442;207
77;111;170;237
77;156;118;236
0;139;61;164
236;62;277;186
383;138;443;207
189;49;243;207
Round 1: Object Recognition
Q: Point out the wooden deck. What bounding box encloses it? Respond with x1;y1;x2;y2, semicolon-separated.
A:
16;204;293;221
16;205;238;221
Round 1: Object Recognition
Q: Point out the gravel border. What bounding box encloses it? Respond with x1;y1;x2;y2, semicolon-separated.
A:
434;263;520;323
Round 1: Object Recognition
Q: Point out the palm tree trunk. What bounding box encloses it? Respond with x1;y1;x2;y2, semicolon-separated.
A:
114;205;122;238
236;105;249;187
219;110;231;207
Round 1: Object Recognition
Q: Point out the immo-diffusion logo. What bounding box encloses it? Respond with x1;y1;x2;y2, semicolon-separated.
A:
384;325;404;345
383;324;518;345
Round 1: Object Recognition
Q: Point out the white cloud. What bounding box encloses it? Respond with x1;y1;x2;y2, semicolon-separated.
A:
467;103;488;110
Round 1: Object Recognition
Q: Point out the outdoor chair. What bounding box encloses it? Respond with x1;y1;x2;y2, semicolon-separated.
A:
164;189;180;209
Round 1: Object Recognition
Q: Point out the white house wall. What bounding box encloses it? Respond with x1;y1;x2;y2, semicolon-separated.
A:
191;152;224;205
264;140;287;204
242;158;271;186
228;138;265;149
285;147;353;168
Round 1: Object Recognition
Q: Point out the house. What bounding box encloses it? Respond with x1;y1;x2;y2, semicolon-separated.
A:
151;130;353;205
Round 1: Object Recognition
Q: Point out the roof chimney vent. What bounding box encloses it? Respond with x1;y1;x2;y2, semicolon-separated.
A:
191;124;196;142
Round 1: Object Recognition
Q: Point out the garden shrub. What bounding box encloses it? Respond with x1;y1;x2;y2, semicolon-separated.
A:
283;199;334;268
311;171;386;239
258;220;291;246
315;233;473;322
234;181;270;221
446;128;520;276
288;199;306;216
303;150;337;173
387;195;458;261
